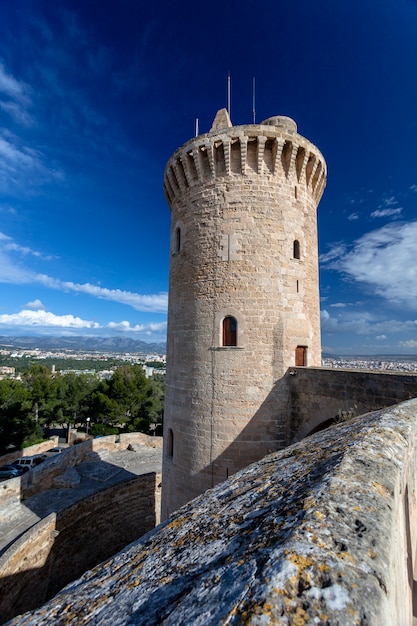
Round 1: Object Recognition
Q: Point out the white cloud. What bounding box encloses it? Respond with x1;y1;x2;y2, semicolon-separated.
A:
400;340;417;348
0;61;33;127
376;335;387;340
0;309;99;329
347;212;359;221
370;207;402;218
319;243;347;264
321;308;417;336
321;221;417;309
330;303;347;308
0;233;168;313
25;299;46;310
0;61;30;101
62;281;168;312
107;321;167;333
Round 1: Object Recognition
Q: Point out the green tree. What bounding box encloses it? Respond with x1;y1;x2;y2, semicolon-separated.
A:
0;378;38;454
106;366;149;429
23;365;59;426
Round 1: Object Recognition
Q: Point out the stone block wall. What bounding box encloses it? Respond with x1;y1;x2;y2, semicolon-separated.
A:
288;366;417;441
9;399;417;625
162;113;327;518
0;472;161;623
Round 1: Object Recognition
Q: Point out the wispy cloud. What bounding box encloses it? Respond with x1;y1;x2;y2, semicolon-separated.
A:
347;212;359;221
107;321;167;334
0;60;32;122
0;233;168;313
370;195;403;219
321;309;417;335
321;221;417;309
370;207;402;218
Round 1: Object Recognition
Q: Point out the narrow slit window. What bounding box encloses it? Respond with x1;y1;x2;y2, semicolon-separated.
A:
167;428;174;457
293;239;300;259
222;316;237;346
175;227;181;253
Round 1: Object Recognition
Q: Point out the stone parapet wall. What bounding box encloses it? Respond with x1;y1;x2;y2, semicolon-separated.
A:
9;399;417;625
0;437;59;467
289;366;417;441
0;472;161;623
0;434;163;506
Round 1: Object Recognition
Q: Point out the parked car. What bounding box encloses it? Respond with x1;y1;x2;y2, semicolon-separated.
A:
12;455;46;473
0;464;24;480
44;446;67;457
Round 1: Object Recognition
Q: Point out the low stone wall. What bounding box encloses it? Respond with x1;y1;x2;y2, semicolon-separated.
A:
0;437;59;467
0;434;163;505
288;366;417;441
8;398;417;625
0;472;161;623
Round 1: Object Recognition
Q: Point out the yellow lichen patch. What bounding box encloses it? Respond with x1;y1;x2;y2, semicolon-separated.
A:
314;510;326;520
371;481;392;498
368;549;376;559
352;505;361;511
293;606;307;625
318;563;329;572
339;551;355;563
288;553;314;570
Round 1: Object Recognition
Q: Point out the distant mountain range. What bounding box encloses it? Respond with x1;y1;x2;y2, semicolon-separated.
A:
0;335;166;354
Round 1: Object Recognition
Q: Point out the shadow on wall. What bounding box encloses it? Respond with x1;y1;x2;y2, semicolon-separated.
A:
165;366;417;516
0;440;161;623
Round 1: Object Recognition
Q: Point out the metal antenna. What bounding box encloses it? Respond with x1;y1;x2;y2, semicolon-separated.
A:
227;71;231;117
195;118;199;137
252;76;256;124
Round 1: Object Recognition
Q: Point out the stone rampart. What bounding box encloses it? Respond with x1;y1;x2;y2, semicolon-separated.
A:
0;434;163;506
0;472;161;623
288;366;417;441
8;399;417;625
0;437;59;467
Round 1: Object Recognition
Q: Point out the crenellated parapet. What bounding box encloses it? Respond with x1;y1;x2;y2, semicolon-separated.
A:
163;115;327;206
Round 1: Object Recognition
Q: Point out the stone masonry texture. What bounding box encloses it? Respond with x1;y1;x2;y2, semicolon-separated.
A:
8;398;417;625
162;110;327;518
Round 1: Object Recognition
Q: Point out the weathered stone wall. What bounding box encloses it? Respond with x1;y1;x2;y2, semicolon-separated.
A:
0;434;163;507
9;399;417;625
288;366;417;441
0;437;59;467
0;472;161;623
162;111;327;518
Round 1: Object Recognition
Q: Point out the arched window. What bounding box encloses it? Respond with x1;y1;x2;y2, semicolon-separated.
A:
175;227;181;253
293;239;300;259
222;316;237;346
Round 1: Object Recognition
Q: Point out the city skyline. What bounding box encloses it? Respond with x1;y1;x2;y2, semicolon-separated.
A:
1;1;417;355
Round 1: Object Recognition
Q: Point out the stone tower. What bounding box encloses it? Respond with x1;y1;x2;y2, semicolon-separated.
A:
161;109;326;518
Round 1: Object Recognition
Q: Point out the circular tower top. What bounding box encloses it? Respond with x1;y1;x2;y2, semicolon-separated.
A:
261;115;297;132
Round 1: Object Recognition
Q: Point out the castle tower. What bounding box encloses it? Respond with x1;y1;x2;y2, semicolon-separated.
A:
161;109;327;518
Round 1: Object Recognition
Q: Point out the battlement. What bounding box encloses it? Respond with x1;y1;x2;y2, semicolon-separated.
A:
163;116;327;207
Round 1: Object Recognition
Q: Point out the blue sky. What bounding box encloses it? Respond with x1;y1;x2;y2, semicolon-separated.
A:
1;0;417;355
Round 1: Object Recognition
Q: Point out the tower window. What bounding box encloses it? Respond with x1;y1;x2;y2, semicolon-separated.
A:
222;316;237;346
293;240;300;259
175;227;181;253
167;428;174;457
